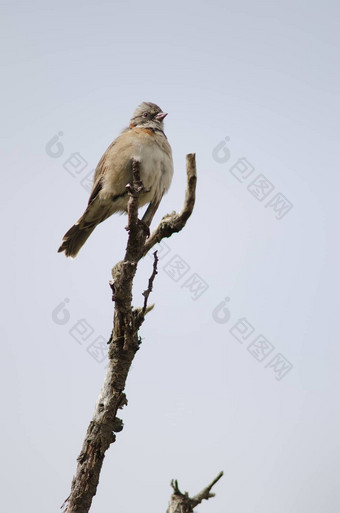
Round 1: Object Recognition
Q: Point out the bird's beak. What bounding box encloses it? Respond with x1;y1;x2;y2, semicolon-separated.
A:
155;112;168;121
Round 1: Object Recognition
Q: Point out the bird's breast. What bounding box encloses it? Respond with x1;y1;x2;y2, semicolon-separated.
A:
132;131;173;203
100;128;173;208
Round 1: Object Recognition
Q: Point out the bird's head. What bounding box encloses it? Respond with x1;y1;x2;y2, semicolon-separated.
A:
129;102;168;130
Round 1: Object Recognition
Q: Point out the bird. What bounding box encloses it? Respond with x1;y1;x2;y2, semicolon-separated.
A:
58;102;173;258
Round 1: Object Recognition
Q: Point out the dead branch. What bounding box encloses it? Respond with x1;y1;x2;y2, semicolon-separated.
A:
63;154;197;513
168;472;224;513
142;250;158;314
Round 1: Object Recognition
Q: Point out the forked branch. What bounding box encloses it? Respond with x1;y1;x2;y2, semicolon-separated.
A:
168;472;224;513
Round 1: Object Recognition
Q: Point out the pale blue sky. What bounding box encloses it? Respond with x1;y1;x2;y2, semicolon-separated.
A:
1;1;339;512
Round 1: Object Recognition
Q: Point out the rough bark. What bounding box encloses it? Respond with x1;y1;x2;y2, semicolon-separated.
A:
63;154;197;513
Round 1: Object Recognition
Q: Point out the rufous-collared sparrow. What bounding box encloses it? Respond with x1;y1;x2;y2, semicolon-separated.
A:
58;102;173;258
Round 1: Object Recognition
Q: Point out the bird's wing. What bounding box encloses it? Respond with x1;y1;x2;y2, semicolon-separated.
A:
87;139;118;205
87;130;134;205
87;167;106;205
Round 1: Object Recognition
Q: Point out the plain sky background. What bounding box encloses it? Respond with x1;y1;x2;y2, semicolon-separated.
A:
1;1;339;512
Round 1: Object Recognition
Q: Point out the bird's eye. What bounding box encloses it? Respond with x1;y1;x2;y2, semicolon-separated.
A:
143;112;148;118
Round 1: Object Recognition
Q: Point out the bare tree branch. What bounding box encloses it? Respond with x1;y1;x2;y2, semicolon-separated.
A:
63;154;197;513
168;472;224;513
191;471;224;506
142;250;158;314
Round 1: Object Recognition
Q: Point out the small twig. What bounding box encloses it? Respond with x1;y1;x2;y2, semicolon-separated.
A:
191;471;224;506
60;496;69;512
142;251;158;314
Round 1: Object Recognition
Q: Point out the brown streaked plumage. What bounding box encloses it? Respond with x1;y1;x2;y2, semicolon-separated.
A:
58;102;173;258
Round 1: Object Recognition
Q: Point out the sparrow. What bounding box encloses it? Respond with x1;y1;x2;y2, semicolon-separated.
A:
58;102;173;258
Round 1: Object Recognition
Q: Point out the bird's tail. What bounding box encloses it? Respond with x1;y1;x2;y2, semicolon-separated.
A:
58;221;96;258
